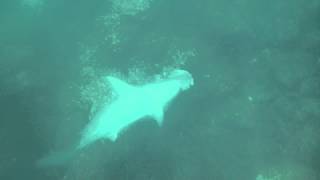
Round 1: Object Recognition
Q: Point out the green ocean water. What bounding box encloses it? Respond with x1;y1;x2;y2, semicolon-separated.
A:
0;0;320;179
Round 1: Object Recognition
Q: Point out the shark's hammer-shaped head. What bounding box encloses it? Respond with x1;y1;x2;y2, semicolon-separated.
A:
77;69;194;149
167;69;194;91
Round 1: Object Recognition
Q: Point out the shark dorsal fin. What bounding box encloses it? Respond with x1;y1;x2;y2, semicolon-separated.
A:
106;76;134;96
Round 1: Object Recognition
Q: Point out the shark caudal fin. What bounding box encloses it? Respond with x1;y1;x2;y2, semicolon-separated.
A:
35;149;78;168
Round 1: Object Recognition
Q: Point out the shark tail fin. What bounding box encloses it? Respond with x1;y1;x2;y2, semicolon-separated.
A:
35;149;78;168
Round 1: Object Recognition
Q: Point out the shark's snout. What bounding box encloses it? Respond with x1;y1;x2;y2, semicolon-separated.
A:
168;69;194;91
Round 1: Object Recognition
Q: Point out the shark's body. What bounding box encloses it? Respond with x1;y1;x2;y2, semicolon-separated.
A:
78;69;194;149
36;69;193;168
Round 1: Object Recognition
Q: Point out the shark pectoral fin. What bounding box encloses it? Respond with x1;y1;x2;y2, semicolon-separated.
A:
153;108;164;126
106;76;134;96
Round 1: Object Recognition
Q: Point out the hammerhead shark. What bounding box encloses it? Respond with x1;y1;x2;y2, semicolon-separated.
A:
37;69;194;167
78;69;194;149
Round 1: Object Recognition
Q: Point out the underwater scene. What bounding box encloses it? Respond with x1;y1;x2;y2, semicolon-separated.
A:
0;0;320;179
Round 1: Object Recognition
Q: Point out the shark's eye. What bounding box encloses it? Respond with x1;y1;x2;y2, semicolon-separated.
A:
169;69;192;80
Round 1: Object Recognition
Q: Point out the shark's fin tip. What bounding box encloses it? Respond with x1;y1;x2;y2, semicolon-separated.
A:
106;76;134;96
